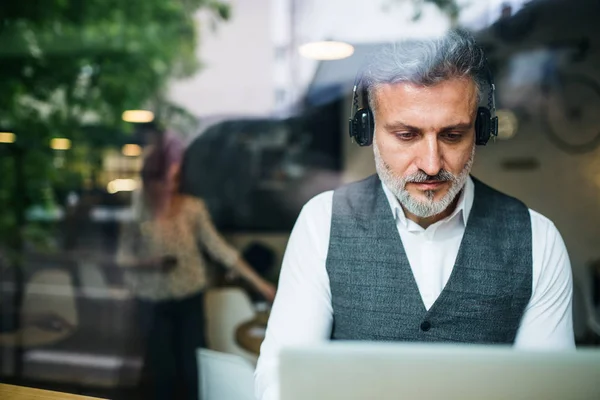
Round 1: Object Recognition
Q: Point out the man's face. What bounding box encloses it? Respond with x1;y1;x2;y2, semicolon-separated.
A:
372;77;478;218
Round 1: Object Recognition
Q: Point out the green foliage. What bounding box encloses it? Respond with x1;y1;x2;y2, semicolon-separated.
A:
385;0;463;22
414;0;462;21
0;0;230;252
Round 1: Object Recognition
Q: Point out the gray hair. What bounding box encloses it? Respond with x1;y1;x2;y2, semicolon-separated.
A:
363;29;489;112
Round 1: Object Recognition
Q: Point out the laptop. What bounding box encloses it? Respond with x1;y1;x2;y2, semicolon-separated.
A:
279;342;600;400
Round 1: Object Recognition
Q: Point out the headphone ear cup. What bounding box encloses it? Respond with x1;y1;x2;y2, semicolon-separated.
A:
475;106;491;145
351;108;374;146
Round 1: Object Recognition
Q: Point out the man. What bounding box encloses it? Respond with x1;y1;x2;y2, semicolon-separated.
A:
255;30;574;400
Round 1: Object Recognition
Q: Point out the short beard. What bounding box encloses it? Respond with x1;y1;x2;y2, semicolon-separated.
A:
373;136;475;219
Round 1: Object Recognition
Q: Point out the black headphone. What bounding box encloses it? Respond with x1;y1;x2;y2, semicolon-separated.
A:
348;64;499;147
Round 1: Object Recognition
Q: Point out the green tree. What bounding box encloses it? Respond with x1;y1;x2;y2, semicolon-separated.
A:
413;0;461;23
0;2;229;379
385;0;463;25
0;0;230;254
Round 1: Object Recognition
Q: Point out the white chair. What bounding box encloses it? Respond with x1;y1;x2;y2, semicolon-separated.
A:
198;348;256;400
204;287;258;364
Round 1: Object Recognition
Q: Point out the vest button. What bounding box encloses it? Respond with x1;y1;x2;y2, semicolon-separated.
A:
420;321;431;332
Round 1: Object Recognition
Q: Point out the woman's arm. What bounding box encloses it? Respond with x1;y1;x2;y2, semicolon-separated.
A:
230;257;276;302
191;197;276;301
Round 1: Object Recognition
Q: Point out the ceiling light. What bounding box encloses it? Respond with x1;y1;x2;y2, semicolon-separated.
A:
0;132;16;143
122;144;142;157
50;138;71;150
299;41;354;60
122;110;154;123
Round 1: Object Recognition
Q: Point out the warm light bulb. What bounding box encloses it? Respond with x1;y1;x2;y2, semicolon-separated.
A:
122;144;142;157
0;132;16;143
122;110;154;123
50;138;72;150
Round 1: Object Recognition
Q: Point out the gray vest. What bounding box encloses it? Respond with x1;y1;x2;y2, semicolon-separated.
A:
327;175;532;344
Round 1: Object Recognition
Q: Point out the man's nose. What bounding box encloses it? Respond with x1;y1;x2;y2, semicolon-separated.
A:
417;136;443;177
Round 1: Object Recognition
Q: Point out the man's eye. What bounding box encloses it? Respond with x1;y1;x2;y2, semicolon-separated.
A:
395;132;417;140
443;132;463;141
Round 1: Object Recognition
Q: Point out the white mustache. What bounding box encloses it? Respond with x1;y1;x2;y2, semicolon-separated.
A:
404;170;456;184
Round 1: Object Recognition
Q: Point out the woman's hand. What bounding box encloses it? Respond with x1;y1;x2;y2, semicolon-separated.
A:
125;256;177;272
159;255;178;272
256;280;277;303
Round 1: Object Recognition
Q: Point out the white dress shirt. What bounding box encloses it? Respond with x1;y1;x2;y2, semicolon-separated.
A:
255;177;575;400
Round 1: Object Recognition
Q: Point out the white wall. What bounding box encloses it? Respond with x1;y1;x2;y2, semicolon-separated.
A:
271;0;454;110
292;0;451;94
272;0;527;110
167;0;274;117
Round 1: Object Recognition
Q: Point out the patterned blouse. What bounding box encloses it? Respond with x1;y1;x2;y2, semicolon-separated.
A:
117;195;240;301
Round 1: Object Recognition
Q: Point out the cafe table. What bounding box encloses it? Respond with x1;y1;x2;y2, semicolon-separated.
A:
0;384;106;400
235;309;269;355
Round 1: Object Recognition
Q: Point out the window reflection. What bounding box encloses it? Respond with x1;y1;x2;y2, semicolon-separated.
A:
1;1;599;399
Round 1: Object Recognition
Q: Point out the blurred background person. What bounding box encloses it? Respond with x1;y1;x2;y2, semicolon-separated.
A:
117;122;276;400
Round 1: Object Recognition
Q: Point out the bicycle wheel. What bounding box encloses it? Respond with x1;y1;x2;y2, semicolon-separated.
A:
540;72;600;154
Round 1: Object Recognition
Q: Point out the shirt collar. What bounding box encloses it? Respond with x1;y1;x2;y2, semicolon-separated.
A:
381;175;475;229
